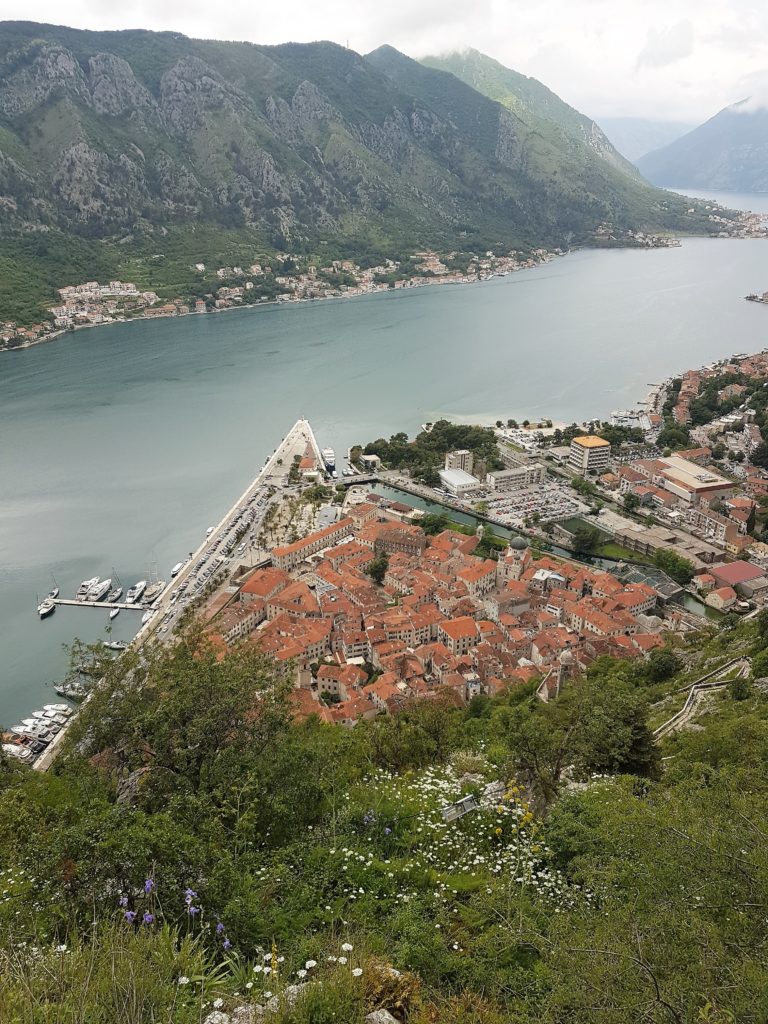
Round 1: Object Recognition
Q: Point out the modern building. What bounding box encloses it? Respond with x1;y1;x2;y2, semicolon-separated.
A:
445;449;474;473
439;468;481;496
568;435;611;474
487;464;545;490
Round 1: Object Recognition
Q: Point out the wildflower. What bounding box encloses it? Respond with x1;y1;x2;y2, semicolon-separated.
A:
124;910;137;924
352;967;363;977
246;982;253;990
341;942;353;952
213;998;223;1009
184;888;197;905
264;991;272;999
144;879;155;894
297;969;307;978
216;922;225;935
178;976;189;985
253;966;263;974
305;959;317;969
142;912;154;925
55;944;67;953
223;939;231;951
338;956;348;965
187;905;200;916
118;896;129;908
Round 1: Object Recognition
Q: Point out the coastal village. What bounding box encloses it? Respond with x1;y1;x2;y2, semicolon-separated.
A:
172;348;768;729
0;248;559;349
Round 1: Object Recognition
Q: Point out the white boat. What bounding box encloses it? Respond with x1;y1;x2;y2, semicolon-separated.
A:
87;578;111;602
11;724;51;743
141;609;154;625
170;561;185;577
143;581;166;603
76;576;100;601
42;704;72;716
21;717;60;734
108;586;123;602
322;447;336;470
126;580;147;604
31;710;68;727
103;640;128;651
38;597;56;619
109;607;120;620
2;744;34;764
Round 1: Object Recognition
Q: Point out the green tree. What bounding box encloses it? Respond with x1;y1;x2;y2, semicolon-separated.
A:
654;549;695;585
571;524;601;554
366;553;389;585
622;491;641;514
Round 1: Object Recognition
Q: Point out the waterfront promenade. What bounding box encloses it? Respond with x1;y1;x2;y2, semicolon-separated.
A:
33;419;321;771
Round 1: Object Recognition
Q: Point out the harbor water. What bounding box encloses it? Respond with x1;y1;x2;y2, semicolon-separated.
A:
2;208;768;722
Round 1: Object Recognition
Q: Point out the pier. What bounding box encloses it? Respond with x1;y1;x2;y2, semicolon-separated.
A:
52;599;146;611
33;418;320;772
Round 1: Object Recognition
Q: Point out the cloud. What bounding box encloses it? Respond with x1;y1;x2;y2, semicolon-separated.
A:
636;19;694;70
0;0;764;123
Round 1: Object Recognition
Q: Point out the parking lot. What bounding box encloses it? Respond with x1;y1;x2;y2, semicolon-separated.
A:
478;482;589;526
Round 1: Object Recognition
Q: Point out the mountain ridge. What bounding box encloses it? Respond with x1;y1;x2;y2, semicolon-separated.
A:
0;23;731;324
636;100;768;190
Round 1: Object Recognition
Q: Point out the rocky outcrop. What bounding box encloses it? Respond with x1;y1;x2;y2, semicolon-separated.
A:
88;53;157;120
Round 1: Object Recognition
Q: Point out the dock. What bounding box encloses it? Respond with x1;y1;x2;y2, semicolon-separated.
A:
53;599;146;611
34;418;319;772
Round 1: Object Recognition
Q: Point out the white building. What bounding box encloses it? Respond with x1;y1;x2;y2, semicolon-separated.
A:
568;435;611;474
487;464;545;490
439;468;481;497
445;449;474;473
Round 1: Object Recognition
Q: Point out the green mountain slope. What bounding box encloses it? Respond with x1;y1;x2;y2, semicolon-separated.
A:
0;23;729;324
636;100;768;190
420;48;640;179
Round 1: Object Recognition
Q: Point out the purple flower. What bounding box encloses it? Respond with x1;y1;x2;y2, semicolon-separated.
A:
216;922;225;935
144;879;155;894
184;888;198;906
187;905;200;916
118;896;129;908
124;910;137;924
142;912;155;925
384;827;392;835
223;938;231;951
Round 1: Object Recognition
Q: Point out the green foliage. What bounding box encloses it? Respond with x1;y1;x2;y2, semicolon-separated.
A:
363;420;502;485
571;523;601;554
623;491;641;513
654;548;696;585
366;553;389;585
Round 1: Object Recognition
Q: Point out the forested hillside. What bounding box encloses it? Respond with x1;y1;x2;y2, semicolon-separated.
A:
2;612;768;1022
0;23;727;324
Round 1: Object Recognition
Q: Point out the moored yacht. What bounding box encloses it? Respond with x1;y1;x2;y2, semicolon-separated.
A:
76;576;100;601
38;596;56;619
109;607;120;620
108;585;123;602
126;580;147;604
87;578;111;602
322;447;336;471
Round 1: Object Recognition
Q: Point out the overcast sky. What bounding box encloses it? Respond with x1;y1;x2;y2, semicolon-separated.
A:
2;0;767;123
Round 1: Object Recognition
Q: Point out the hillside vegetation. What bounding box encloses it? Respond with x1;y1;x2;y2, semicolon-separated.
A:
2;613;768;1022
0;23;728;324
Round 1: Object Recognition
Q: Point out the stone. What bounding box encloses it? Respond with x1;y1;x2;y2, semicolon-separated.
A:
365;1011;399;1024
203;1012;231;1024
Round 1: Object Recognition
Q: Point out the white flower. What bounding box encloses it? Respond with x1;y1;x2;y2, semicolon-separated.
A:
178;976;190;985
253;965;263;974
305;959;317;969
246;982;253;990
341;942;353;952
338;956;348;965
213;999;224;1009
264;991;272;999
55;944;67;953
352;968;363;977
297;969;307;978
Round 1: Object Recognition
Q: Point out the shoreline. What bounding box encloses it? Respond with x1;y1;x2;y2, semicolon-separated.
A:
0;238;687;356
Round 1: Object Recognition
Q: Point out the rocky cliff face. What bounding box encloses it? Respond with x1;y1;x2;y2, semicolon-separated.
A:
0;22;714;252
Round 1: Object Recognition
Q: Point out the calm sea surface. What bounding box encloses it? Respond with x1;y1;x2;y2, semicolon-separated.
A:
2;192;768;723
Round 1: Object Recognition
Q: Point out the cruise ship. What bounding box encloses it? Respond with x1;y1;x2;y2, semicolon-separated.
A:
321;447;336;471
125;580;147;604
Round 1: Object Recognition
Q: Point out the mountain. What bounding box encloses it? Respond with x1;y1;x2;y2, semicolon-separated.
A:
420;48;640;179
636;101;768;190
0;24;726;324
597;117;695;163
